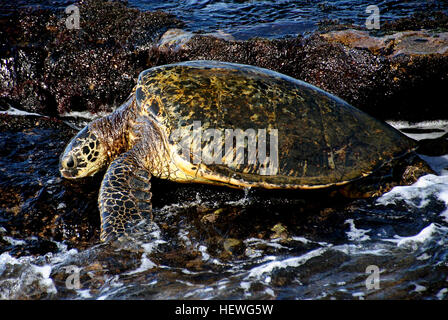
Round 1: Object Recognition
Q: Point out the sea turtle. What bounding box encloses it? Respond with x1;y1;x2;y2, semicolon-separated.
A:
59;60;431;241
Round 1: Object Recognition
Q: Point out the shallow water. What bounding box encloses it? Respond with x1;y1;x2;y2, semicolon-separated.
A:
0;109;448;300
132;0;448;39
2;170;448;299
3;0;448;39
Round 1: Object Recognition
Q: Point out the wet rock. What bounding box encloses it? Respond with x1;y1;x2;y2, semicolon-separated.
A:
0;114;101;253
1;238;59;258
155;33;305;85
157;28;234;53
322;29;448;57
2;1;448;121
222;238;244;257
200;209;221;224
270;223;288;240
382;11;448;32
417;133;448;156
0;0;183;115
320;29;448;120
155;27;448;121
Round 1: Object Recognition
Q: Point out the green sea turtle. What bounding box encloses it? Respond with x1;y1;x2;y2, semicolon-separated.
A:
59;60;431;241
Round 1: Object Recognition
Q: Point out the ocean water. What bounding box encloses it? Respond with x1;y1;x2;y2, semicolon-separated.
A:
1;167;448;299
3;0;448;39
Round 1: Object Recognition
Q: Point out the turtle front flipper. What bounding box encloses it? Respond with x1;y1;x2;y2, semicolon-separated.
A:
98;151;152;242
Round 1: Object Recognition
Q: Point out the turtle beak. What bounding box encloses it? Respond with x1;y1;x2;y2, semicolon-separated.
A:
60;169;73;179
60;166;78;179
59;155;79;179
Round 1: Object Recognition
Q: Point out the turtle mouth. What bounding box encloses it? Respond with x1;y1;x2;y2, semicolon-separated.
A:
59;155;79;179
60;167;78;179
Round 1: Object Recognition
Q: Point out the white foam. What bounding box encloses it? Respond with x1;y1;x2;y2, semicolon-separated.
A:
60;110;110;120
412;283;427;293
240;281;251;291
264;288;275;297
387;120;448;140
387;120;448;129
0;106;43;117
3;236;26;246
124;255;156;275
245;247;263;259
290;236;316;244
198;245;210;261
0;252;20;270
33;265;57;295
418;155;448;175
141;241;165;254
57;203;66;210
0;253;57;298
244;237;310;253
383;223;438;247
181;268;199;275
377;170;448;247
177;229;192;247
77;289;92;299
121;226;167;276
345;219;371;242
436;288;448;300
50;248;78;265
183;290;196;298
245;247;327;280
96;276;125;300
332;244;389;256
216;279;230;291
441;210;448;224
416;253;431;261
377;174;448;214
352;291;365;300
138;223;166;253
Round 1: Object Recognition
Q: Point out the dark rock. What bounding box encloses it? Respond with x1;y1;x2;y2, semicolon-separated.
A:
383;11;448;32
0;114;101;251
0;0;183;115
154;29;448;121
417;133;448;156
1;1;448;121
2;238;59;258
321;30;448;120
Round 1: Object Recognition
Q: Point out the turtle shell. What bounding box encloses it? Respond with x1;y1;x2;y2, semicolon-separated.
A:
134;60;415;188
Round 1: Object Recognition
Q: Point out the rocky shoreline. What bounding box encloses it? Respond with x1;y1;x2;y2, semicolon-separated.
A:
1;0;448;251
1;0;448;121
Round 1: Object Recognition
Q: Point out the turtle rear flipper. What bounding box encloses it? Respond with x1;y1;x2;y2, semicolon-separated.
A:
99;151;152;242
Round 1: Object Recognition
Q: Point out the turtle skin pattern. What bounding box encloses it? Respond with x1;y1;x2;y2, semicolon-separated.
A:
98;151;152;241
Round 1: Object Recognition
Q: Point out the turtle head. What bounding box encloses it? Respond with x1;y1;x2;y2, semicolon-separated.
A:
60;125;108;179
